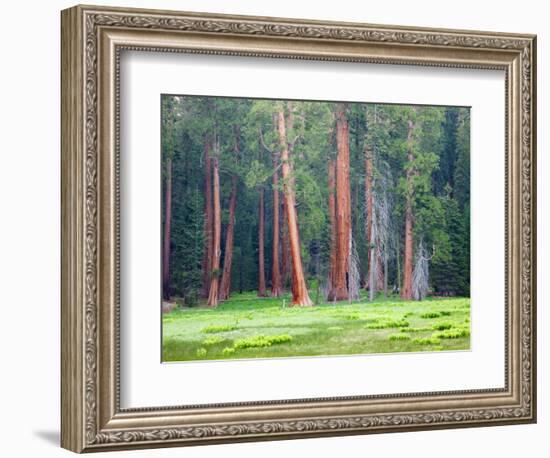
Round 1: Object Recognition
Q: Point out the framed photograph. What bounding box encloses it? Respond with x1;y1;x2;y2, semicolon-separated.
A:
61;4;537;453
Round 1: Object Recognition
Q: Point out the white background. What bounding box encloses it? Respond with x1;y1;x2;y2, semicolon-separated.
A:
121;53;505;407
0;0;546;457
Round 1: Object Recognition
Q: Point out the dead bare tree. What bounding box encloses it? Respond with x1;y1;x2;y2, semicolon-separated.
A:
412;239;436;300
366;156;393;302
348;236;361;302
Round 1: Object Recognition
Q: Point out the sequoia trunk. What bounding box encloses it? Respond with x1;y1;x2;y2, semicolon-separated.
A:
207;155;222;307
327;159;337;285
271;158;283;297
219;175;238;300
277;105;313;306
328;103;351;301
281;197;291;287
401;120;415;300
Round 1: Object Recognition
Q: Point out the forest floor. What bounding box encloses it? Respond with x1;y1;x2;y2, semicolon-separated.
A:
162;292;470;362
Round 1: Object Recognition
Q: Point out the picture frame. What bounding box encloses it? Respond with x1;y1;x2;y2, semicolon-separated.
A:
61;4;537;453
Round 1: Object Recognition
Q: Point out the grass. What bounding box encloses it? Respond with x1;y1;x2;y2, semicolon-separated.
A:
234;334;293;349
162;291;470;362
388;333;411;341
201;324;237;334
365;318;409;329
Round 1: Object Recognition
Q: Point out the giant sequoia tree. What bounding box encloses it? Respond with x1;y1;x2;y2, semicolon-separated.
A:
328;103;352;302
162;95;470;306
206;148;222;307
401;119;416;300
277;102;313;306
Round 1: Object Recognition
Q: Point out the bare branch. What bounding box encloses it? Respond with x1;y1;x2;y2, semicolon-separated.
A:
289;134;302;149
258;127;274;155
425;244;436;261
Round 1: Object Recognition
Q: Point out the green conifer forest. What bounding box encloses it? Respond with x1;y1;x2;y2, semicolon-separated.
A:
161;95;471;361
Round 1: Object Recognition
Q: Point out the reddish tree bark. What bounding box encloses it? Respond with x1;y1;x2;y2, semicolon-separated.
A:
281;197;291;287
257;188;267;297
219;174;238;301
401;120;415;300
271;157;283;297
277;105;313;306
162;157;172;300
281;106;295;289
327;159;337;285
328;103;351;302
402;206;414;300
200;138;213;298
207;155;222;307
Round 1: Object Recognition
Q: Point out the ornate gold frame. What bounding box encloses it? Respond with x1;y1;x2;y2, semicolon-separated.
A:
61;4;537;453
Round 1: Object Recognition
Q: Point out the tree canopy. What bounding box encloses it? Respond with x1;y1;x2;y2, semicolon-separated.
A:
161;95;470;306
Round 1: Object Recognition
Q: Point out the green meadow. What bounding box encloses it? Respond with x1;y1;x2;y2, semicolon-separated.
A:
162;292;470;362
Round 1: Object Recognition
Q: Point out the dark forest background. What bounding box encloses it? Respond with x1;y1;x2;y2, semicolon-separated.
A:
161;96;470;307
